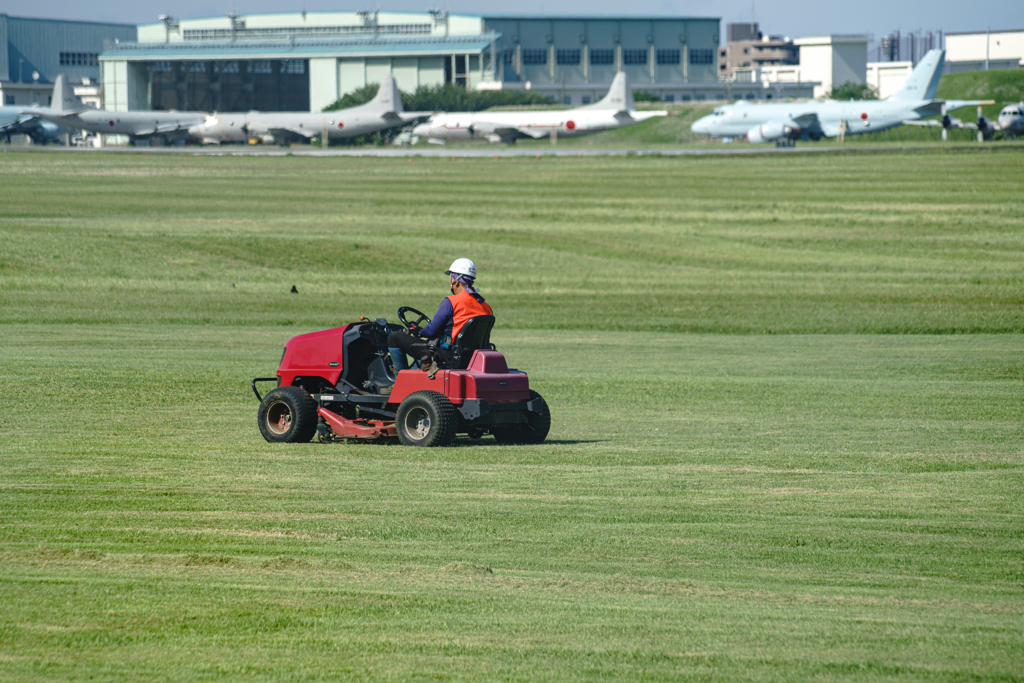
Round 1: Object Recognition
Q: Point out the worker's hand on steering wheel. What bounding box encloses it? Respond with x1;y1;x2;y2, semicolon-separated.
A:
397;306;431;333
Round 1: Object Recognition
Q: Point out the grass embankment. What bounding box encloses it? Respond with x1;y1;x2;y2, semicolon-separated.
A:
1;150;1022;681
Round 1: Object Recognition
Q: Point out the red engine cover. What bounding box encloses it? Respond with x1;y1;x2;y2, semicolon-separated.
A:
277;324;354;387
388;350;530;405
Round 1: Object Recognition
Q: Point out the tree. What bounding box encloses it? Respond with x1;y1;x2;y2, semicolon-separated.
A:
632;90;662;102
321;83;553;113
826;81;879;101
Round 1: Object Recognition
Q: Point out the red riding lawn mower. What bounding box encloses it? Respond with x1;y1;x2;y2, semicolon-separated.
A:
252;307;550;447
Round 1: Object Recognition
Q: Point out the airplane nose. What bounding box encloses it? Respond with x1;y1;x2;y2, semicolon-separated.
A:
412;123;431;137
691;117;709;134
188;124;203;136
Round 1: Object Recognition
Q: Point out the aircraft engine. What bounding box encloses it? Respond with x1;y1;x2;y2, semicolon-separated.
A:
745;122;796;144
976;106;997;141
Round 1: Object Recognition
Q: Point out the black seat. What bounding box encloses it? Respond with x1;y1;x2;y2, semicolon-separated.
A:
427;315;496;370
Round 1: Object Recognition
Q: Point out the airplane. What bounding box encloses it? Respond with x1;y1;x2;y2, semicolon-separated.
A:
412;72;667;144
0;107;61;144
979;101;1024;140
189;74;429;144
29;74;205;145
690;50;983;145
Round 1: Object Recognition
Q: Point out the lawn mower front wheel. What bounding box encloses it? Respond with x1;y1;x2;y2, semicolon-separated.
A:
258;385;318;443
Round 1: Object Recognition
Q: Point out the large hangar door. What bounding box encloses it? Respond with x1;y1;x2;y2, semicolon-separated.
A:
149;59;310;112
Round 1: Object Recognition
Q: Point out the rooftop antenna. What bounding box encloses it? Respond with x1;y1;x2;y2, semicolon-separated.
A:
158;14;178;43
357;5;380;38
227;8;244;42
427;6;450;36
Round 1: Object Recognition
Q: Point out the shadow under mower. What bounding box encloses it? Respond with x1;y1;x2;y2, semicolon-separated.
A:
252;308;550;447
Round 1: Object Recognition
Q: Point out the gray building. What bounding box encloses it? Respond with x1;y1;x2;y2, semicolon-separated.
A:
482;15;721;103
0;13;136;107
97;11;723;112
718;22;798;79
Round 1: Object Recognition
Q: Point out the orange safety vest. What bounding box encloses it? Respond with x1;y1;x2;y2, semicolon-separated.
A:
447;291;493;339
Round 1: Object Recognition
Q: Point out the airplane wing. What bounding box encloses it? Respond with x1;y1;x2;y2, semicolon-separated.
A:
514;127;550;139
0;113;41;134
789;112;821;129
393;111;433;124
486;127;526;144
152;121;198;134
266;126;317;140
787;112;836;138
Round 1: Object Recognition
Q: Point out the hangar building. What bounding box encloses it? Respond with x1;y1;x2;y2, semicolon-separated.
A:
0;13;136;107
97;11;723;112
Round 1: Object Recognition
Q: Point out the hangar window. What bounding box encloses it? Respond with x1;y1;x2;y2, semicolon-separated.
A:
689;48;715;65
589;49;614;65
521;49;547;65
502;49;516;65
282;60;305;74
60;52;99;66
656;49;680;65
623;50;647;65
214;61;239;74
152;61;173;72
556;49;580;65
250;61;273;74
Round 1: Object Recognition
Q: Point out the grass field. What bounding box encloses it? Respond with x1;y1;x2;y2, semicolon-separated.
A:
1;149;1022;681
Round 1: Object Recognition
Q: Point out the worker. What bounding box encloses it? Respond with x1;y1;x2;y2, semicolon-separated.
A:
388;258;493;372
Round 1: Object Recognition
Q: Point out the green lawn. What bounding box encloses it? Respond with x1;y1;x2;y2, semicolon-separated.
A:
1;150;1022;681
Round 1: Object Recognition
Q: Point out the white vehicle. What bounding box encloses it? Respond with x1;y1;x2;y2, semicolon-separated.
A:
189;74;429;144
413;73;666;144
31;74;204;145
691;50;983;145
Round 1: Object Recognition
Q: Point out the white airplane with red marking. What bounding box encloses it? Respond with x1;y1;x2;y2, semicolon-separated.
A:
691;50;983;145
188;74;428;144
412;73;667;144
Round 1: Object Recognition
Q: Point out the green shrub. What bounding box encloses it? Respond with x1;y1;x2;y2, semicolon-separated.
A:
322;82;553;113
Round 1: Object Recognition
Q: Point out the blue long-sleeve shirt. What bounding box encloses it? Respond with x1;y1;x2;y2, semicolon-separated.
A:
418;298;455;340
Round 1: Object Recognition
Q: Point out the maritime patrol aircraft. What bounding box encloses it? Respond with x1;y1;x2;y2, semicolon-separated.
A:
691;50;981;145
981;101;1024;139
189;74;428;144
412;72;667;144
0;107;60;144
30;74;204;144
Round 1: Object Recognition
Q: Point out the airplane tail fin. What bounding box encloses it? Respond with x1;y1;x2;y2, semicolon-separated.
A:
369;74;403;113
891;49;945;101
51;74;88;114
587;72;634;113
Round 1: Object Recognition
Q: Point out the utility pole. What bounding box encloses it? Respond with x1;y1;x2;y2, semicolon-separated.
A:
985;27;990;70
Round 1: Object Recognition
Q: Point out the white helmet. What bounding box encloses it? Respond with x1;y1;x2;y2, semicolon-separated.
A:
446;258;476;279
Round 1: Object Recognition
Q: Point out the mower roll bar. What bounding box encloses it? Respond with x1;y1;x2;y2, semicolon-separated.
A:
251;377;279;401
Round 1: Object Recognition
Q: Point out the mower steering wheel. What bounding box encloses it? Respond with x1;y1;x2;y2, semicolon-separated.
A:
397;306;431;332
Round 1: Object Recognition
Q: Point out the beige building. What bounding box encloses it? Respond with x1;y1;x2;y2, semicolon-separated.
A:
794;34;868;99
866;61;913;99
945;29;1024;72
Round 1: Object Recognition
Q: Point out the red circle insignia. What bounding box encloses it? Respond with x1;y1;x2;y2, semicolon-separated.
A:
860;112;868;120
108;120;115;127
565;120;576;131
337;122;344;129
